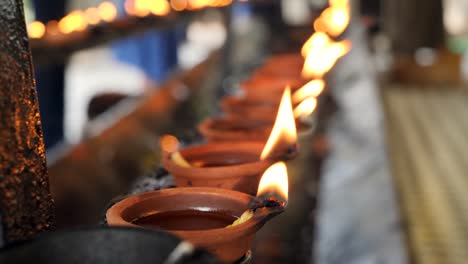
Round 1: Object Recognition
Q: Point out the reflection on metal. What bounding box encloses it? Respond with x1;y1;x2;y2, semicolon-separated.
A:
0;0;55;243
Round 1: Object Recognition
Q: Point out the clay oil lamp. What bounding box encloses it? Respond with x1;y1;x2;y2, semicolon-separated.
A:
198;116;274;142
240;77;304;100
242;34;349;101
199;87;295;142
164;88;297;195
106;161;290;263
221;79;325;121
201;87;320;141
252;52;309;79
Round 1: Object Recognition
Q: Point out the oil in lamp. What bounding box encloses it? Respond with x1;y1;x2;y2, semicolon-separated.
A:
106;161;290;263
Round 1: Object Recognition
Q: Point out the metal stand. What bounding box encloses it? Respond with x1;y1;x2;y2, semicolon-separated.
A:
0;0;55;244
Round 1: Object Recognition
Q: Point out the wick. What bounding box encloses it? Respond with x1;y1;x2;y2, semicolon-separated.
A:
248;197;286;212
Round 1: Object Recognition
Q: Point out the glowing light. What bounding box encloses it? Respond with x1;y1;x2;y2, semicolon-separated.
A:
257;162;289;202
27;21;46;39
260;87;297;160
187;0;231;9
125;0;137;15
292;79;325;104
58;10;88;34
150;0;171;15
128;0;170;16
301;32;329;58
85;7;101;25
313;0;350;37
302;39;351;78
98;2;117;22
293;97;317;119
170;0;188;11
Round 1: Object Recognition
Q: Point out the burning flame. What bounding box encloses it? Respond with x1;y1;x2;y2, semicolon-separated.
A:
293;97;317;119
301;39;351;78
28;21;46;39
257;162;289;202
85;7;101;25
260;87;297;160
126;0;170;17
292;79;325;104
58;10;88;34
301;32;328;58
314;0;350;37
98;2;118;22
187;0;232;9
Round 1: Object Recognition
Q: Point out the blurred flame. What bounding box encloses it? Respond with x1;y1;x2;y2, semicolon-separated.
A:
260;87;297;160
171;0;188;11
187;0;232;9
292;79;325;104
314;0;350;37
46;20;60;36
98;2;118;22
58;10;88;34
28;21;46;39
160;134;180;153
302;39;351;78
293;97;317;119
257;162;288;202
125;0;137;15
301;32;328;58
188;0;210;9
85;7;101;25
126;0;170;17
150;0;171;15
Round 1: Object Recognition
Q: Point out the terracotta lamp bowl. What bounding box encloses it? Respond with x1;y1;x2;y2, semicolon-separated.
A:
220;96;279;111
198;116;273;142
240;79;304;103
220;96;310;123
163;141;275;195
198;115;315;142
262;53;304;69
256;53;304;78
106;187;280;263
220;97;278;122
241;76;304;92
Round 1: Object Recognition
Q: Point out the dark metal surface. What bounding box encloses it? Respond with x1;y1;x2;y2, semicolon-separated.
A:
0;227;220;264
0;0;55;244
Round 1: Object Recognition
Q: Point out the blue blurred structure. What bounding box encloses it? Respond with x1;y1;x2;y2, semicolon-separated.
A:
33;0;66;149
112;0;181;83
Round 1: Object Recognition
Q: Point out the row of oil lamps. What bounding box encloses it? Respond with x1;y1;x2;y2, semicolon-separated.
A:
102;0;352;263
27;0;232;40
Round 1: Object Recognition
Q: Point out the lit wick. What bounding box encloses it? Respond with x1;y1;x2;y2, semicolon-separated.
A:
228;162;288;227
